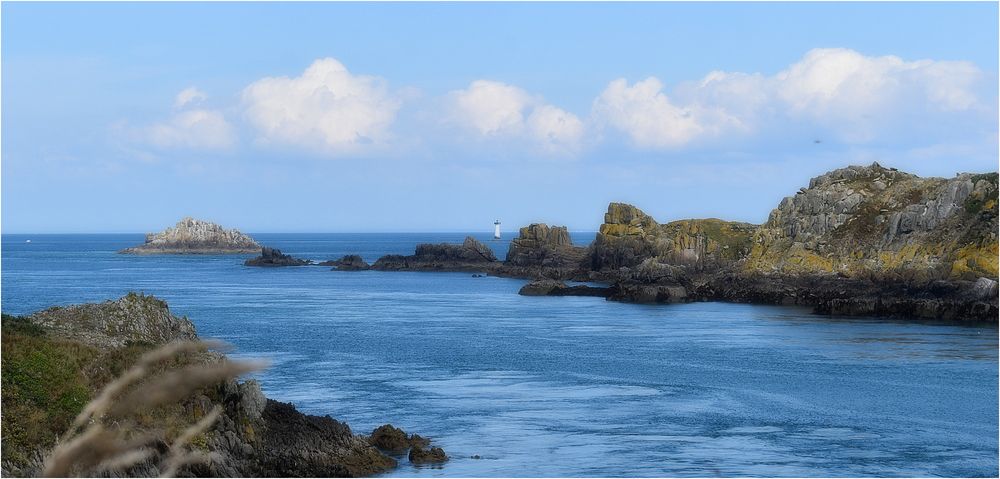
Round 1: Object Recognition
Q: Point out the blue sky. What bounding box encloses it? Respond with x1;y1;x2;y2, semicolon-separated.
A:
3;2;998;233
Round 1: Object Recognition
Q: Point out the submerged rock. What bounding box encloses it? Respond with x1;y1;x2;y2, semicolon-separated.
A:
119;217;260;254
245;247;313;267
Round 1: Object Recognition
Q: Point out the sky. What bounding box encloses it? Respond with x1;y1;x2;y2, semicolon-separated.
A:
2;1;998;234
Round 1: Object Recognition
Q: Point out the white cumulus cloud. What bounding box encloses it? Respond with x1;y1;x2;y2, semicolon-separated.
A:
594;48;990;148
241;58;400;155
592;77;743;148
447;80;585;155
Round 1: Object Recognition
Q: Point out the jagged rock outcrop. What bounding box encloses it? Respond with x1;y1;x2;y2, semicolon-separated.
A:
747;163;999;282
553;164;997;320
2;294;420;477
320;255;371;271
372;237;499;272
27;292;197;348
591;204;756;273
368;424;430;453
245;247;313;267
119;217;260;254
504;224;589;278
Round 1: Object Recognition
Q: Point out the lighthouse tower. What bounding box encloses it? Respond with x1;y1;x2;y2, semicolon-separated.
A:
493;219;501;239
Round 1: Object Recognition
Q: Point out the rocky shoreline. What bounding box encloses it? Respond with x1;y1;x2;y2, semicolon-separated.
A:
0;293;446;477
119;164;997;322
352;163;998;322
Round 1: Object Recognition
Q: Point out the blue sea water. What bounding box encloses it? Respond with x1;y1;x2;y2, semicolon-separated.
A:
1;233;997;477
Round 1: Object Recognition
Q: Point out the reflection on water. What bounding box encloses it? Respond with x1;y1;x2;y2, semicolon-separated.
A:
2;234;997;477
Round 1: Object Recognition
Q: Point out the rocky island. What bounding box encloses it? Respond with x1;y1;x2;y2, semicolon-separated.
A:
1;293;444;477
119;217;260;254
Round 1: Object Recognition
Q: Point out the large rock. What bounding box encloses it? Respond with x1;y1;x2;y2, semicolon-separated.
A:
505;224;589;277
245;247;313;267
747;163;999;281
372;236;499;272
119;217;260;254
27;292;197;348
591;203;756;272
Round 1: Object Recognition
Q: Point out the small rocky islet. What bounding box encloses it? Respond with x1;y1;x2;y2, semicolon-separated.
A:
119;217;260;254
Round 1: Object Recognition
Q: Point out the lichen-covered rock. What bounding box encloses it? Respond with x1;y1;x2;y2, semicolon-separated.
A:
591;203;756;271
245;247;313;267
27;292;197;348
747;163;999;281
119;217;260;254
320;255;371;271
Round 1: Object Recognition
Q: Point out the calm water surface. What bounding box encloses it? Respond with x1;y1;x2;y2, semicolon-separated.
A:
2;234;997;477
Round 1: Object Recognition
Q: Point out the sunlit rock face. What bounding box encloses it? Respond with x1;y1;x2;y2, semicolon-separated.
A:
591;203;756;272
747;162;999;281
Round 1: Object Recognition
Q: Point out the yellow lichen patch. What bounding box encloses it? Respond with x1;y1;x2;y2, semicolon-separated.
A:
950;241;999;279
598;223;644;236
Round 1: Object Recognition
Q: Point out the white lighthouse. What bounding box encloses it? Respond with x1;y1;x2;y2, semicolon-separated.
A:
493;219;501;240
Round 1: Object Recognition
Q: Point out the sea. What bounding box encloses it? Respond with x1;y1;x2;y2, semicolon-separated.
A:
1;233;997;477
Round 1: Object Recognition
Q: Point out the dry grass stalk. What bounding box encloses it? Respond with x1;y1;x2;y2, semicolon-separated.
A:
40;340;264;477
158;406;223;478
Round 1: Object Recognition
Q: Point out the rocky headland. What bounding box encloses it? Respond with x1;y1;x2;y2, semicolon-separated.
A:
1;293;444;477
365;163;997;321
245;247;313;267
120;217;260;254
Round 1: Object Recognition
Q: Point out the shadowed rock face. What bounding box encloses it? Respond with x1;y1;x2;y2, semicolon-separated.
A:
119;217;260;254
372;236;498;271
245;247;313;267
505;224;588;274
